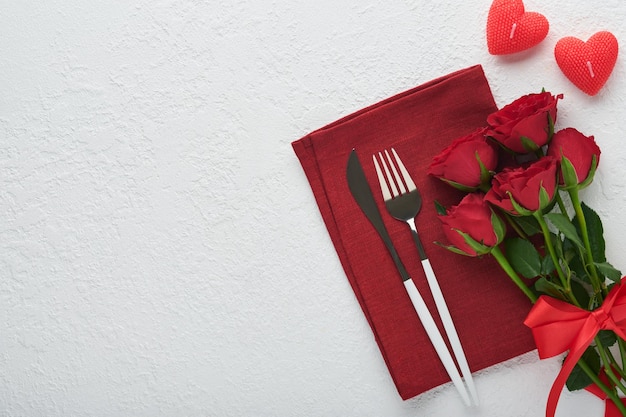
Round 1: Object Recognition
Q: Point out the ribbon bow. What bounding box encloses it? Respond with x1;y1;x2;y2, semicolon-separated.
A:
524;282;626;417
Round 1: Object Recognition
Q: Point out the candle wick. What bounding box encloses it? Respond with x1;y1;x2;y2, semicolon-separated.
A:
587;61;595;78
509;23;517;40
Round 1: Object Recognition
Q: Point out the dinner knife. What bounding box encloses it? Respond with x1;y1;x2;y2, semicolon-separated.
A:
346;149;472;407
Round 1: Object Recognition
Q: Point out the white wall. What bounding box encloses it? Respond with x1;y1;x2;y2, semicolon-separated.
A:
2;1;626;416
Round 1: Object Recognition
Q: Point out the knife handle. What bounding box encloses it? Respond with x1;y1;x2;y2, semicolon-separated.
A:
379;234;411;282
403;278;472;407
421;258;479;405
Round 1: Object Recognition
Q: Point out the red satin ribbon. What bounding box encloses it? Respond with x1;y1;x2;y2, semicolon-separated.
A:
606;400;626;417
586;368;626;417
524;281;626;417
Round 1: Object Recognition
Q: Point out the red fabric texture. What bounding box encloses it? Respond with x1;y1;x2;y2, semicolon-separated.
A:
291;65;536;400
486;0;549;55
554;31;619;96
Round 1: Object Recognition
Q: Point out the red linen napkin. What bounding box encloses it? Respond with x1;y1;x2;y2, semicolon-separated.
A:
292;65;536;400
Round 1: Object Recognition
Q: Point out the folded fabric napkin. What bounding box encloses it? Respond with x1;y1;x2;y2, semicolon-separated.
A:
292;65;536;400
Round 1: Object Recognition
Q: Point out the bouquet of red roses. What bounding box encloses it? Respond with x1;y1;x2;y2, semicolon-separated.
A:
429;92;626;417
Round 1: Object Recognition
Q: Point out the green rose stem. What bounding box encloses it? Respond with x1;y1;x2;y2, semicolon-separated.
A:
603;339;626;381
568;186;604;299
577;357;626;416
595;337;626;394
491;246;537;303
533;212;575;303
616;339;626;384
619;339;626;372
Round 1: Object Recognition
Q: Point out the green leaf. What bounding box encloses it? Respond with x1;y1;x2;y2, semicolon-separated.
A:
438;177;478;193
560;155;579;188
581;203;606;263
597;330;617;348
579;155;599;189
456;229;491;255
541;255;555;275
508;193;534;216
572;202;606;265
434;241;474;257
566;346;601;391
512;216;541;236
520;136;540;152
595;262;622;283
476;151;492;185
570;279;591;308
534;277;563;298
491;211;507;243
434;200;447;216
505;238;542;278
545;213;584;249
568;252;589;284
561;236;578;264
551;230;565;260
538;184;552;211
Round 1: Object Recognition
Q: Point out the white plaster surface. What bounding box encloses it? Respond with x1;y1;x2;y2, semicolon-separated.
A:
2;1;626;416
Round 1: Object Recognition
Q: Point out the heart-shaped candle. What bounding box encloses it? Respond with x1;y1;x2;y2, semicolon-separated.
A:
486;0;549;55
554;31;619;96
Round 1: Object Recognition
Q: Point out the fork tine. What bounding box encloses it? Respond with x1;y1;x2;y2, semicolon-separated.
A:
377;152;399;198
373;154;392;201
385;149;407;194
392;148;416;191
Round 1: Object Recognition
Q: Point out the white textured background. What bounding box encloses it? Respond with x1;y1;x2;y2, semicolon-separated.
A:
2;1;626;416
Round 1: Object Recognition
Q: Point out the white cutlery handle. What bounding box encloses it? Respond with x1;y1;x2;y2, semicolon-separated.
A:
403;279;472;407
422;258;479;406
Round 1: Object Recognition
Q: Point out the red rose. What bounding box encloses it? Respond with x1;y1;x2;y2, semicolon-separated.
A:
487;92;561;153
428;128;498;191
485;157;558;215
439;193;503;256
547;127;601;187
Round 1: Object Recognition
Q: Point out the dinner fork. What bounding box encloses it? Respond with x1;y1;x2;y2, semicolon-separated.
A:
373;148;479;406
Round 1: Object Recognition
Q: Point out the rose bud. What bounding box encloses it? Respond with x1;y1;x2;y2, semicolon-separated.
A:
438;193;506;256
546;127;601;189
428;128;498;191
485;156;558;215
487;92;562;154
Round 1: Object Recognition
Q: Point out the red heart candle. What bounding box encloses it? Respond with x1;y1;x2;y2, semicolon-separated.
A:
554;31;619;96
486;0;549;55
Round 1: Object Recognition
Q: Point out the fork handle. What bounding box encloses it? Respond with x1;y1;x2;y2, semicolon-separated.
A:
407;217;479;405
408;225;427;260
422;258;479;406
403;278;472;407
